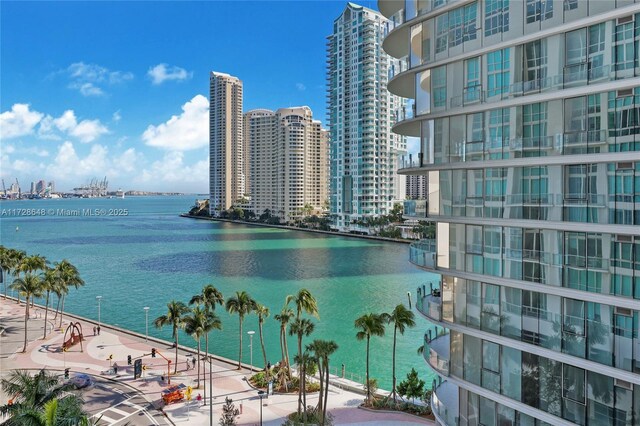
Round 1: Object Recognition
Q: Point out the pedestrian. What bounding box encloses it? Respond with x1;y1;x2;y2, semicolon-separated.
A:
97;325;101;335
93;327;96;336
113;362;118;374
192;356;196;369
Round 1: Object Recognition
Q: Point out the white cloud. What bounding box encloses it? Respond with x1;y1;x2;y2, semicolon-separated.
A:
65;62;133;96
47;141;110;179
52;110;109;143
112;110;121;122
147;64;193;85
138;151;208;185
142;94;208;151
295;83;306;91
0;104;44;139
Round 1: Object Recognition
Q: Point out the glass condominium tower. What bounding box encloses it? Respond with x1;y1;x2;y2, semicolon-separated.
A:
327;2;407;231
379;0;640;425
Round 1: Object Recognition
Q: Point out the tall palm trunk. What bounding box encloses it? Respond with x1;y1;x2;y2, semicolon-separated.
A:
53;296;60;320
365;336;370;403
22;296;30;353
284;330;291;378
323;359;330;422
316;358;324;420
173;326;179;374
196;338;201;388
237;315;243;370
43;290;50;339
297;335;303;416
58;296;65;328
259;321;267;370
301;361;307;421
279;328;288;391
204;333;208;403
392;325;398;402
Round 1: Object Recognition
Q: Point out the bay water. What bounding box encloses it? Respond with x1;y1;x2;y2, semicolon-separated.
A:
0;196;438;390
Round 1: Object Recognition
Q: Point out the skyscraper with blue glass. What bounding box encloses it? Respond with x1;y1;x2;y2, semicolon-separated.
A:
380;0;640;424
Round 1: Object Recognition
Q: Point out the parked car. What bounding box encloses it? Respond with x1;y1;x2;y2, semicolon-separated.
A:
68;373;92;389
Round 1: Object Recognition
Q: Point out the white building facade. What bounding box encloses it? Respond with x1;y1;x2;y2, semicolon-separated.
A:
327;2;407;231
209;71;244;215
245;106;329;223
380;0;640;425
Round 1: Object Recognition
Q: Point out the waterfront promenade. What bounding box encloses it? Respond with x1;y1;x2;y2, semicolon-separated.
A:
0;298;433;425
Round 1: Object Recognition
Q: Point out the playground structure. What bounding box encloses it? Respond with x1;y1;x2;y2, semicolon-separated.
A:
62;322;84;352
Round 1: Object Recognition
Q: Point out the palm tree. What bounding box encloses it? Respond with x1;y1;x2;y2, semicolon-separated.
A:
11;274;44;352
285;289;319;413
307;339;339;425
54;260;84;328
274;306;294;390
0;369;80;420
40;268;61;339
355;313;388;404
289;318;315;416
225;291;256;370
154;300;190;374
293;350;316;422
0;246;10;299
387;304;416;403
189;286;224;358
184;306;207;388
16;254;46;305
255;303;270;371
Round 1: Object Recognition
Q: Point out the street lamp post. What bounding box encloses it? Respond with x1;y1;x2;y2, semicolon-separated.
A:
247;331;255;372
209;357;213;426
257;390;265;426
143;307;150;342
96;296;102;328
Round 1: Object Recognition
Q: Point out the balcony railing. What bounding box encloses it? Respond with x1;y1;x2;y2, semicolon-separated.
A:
417;283;442;321
431;380;459;426
424;327;450;375
403;199;427;218
409;239;437;269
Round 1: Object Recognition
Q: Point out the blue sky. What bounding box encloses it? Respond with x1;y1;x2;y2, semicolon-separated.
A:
1;1;382;193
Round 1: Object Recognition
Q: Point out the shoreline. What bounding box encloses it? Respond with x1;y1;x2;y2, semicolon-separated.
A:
180;214;413;245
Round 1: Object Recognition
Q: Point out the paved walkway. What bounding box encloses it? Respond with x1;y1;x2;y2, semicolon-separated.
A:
0;298;433;425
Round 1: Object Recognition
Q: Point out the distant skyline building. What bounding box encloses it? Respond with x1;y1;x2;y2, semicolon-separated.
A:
381;0;640;425
244;106;329;223
35;180;46;195
30;181;35;195
327;2;406;231
405;174;427;200
209;71;244;215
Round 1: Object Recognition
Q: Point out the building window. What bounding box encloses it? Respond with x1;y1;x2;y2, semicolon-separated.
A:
563;0;578;11
432;66;447;109
435;2;478;53
523;40;547;91
614;19;636;71
464;57;481;103
526;0;553;24
435;13;448;54
522;103;548;148
485;0;509;36
486;49;510;98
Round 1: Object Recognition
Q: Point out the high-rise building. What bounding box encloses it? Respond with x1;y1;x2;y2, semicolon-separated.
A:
406;174;427;200
209;71;244;215
30;181;35;195
380;1;640;425
48;181;55;194
244;106;329;223
35;180;46;195
327;2;407;231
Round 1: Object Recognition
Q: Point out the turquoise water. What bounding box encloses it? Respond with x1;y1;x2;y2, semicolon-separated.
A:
0;196;438;389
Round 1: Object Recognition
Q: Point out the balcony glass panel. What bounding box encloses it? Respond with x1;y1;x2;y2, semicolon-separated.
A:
409;238;437;268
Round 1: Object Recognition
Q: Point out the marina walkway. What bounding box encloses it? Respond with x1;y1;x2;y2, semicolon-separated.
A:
0;298;433;425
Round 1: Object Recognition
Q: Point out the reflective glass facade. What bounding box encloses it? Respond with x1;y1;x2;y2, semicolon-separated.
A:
382;0;640;424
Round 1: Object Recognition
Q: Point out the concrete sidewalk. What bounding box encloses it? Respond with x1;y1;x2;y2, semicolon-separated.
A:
0;298;433;425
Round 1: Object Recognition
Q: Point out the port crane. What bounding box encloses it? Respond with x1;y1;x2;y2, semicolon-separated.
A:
1;179;6;196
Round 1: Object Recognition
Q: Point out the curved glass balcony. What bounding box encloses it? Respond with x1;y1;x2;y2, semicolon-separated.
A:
424;327;450;375
431;379;459;426
417;282;442;321
409;238;437;269
403;199;428;218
